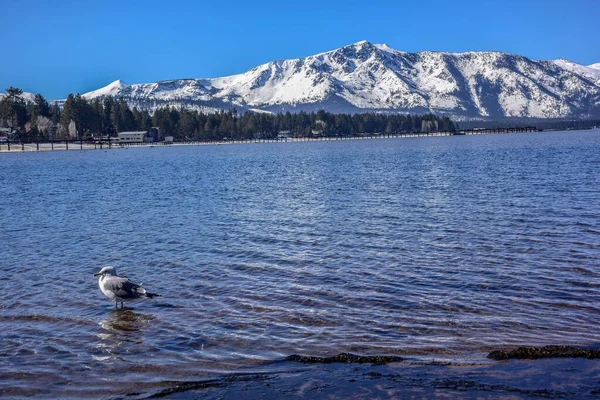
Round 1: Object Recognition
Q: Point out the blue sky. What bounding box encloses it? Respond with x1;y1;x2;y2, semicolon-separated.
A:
3;0;599;99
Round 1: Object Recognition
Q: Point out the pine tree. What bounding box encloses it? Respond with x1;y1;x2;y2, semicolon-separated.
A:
72;94;88;138
179;110;197;139
110;99;121;133
91;99;103;134
118;99;135;132
102;96;115;135
49;102;60;124
60;94;75;132
204;118;214;137
31;93;50;125
0;87;27;136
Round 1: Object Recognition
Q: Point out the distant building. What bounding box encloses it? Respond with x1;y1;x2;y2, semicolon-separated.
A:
117;131;147;143
148;127;161;142
164;136;174;143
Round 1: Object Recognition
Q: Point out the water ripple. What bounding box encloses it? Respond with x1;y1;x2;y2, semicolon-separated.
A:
1;131;600;395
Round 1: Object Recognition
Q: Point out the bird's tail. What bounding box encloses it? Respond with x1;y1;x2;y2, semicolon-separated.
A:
145;292;161;299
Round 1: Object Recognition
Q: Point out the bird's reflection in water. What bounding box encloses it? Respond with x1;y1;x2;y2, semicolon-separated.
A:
95;310;156;361
100;310;155;332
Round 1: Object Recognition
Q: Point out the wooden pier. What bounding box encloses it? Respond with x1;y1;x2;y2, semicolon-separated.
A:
0;138;113;152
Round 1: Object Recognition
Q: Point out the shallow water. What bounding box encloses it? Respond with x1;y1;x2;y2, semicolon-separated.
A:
1;130;599;397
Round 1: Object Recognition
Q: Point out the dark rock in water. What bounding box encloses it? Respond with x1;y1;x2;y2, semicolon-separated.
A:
286;352;403;365
488;345;600;360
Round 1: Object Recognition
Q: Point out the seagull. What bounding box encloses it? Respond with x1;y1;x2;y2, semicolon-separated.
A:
94;266;161;309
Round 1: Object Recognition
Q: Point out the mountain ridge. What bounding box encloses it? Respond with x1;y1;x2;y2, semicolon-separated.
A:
4;41;600;119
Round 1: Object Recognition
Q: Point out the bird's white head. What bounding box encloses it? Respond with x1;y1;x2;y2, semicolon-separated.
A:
93;266;118;277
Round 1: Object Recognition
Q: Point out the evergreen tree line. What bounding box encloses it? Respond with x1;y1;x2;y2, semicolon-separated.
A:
0;87;457;141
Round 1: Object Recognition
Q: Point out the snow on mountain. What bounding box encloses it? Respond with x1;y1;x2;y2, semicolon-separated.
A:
22;92;36;103
552;59;600;85
78;42;600;118
82;80;128;99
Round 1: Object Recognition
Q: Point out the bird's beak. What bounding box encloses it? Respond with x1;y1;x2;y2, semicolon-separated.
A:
93;272;101;276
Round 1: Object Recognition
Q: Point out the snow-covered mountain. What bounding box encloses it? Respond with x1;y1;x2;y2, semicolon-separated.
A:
11;41;600;119
82;79;128;99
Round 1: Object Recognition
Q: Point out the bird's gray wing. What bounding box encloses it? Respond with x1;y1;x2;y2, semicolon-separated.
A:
103;276;145;299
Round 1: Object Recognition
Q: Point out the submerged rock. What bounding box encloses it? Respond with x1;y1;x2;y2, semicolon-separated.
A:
286;352;403;365
488;345;600;360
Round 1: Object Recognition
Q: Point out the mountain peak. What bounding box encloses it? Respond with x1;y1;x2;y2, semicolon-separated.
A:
343;40;377;51
334;40;379;59
110;79;128;87
373;43;403;53
82;79;128;99
105;79;128;91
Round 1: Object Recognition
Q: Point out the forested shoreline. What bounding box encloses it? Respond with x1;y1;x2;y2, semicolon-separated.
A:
0;87;456;141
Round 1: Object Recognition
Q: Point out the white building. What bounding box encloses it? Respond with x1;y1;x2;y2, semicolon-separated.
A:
117;131;147;143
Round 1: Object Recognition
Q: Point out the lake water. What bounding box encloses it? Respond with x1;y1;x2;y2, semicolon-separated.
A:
1;130;600;398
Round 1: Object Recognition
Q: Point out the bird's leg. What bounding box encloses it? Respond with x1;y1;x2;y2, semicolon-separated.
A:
121;302;124;309
115;302;118;310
